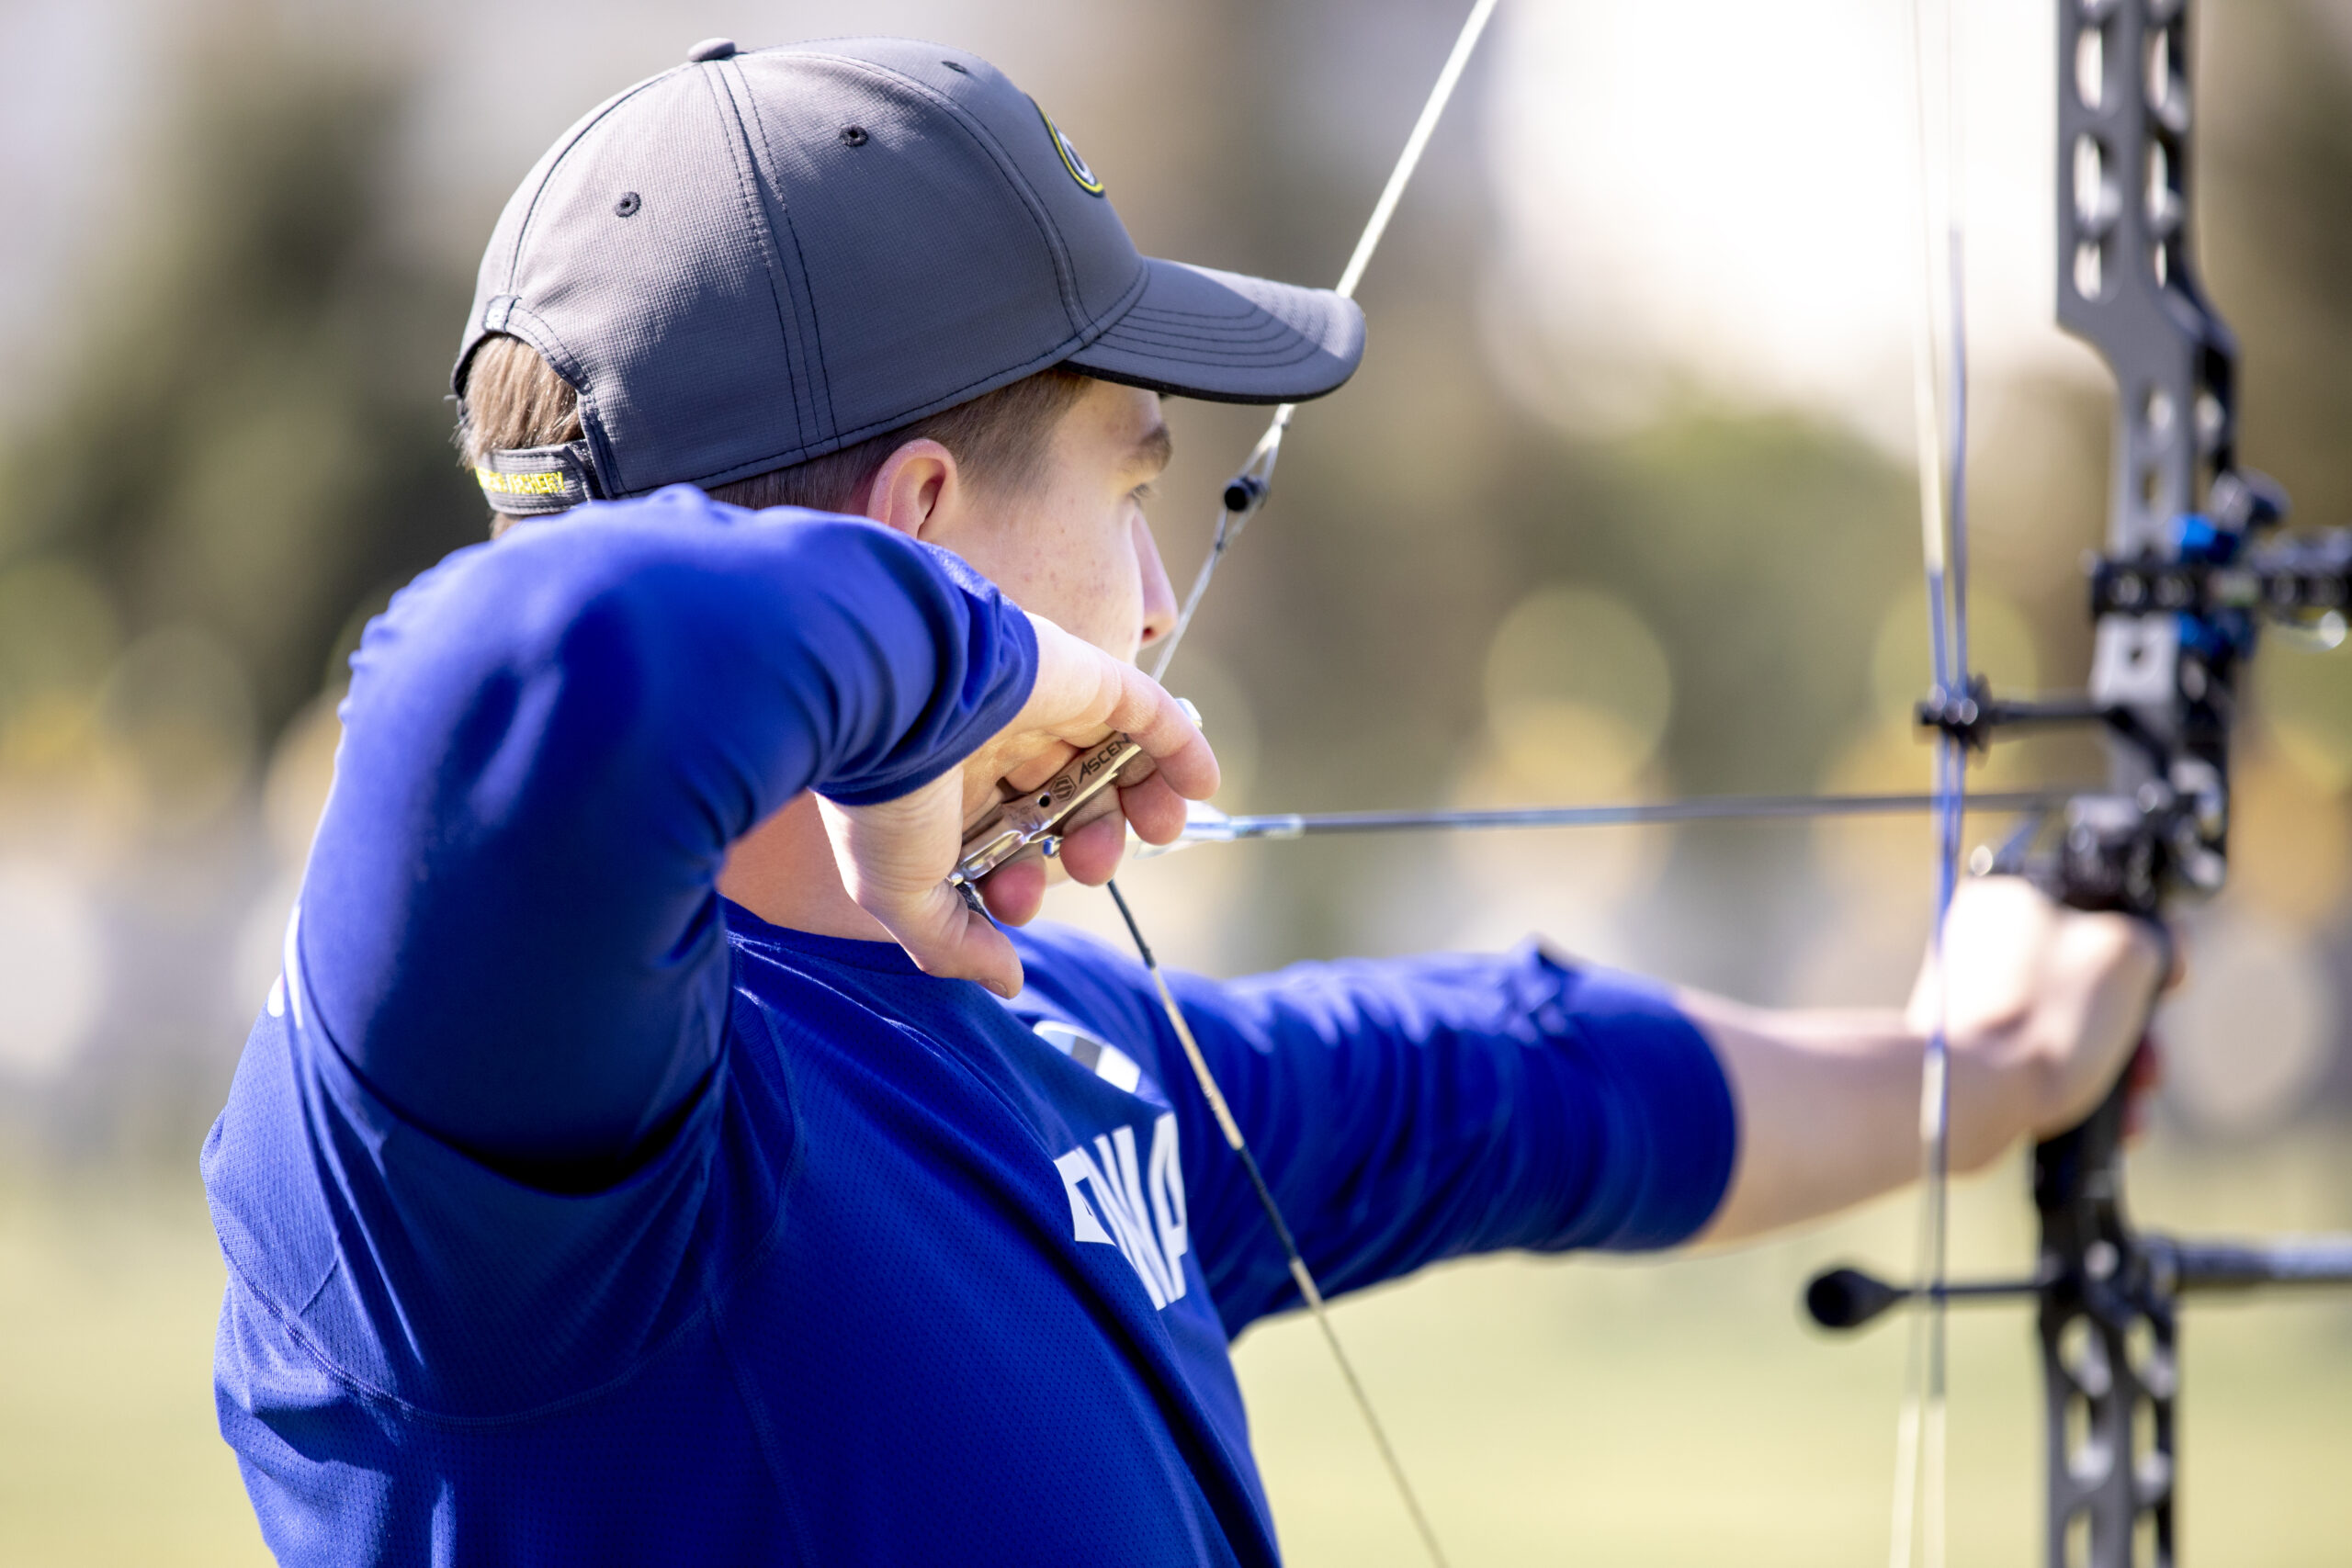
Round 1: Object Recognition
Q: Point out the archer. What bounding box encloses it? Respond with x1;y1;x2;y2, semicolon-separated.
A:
202;38;2164;1565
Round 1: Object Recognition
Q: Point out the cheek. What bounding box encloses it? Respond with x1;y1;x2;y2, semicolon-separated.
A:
1069;528;1141;632
978;495;1144;653
1053;513;1146;650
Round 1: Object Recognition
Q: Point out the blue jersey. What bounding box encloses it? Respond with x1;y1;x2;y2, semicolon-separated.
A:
203;488;1737;1565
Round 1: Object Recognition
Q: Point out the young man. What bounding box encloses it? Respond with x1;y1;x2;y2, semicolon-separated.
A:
204;37;2162;1565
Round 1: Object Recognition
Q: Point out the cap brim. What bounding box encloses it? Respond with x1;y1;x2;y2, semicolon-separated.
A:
1064;258;1364;405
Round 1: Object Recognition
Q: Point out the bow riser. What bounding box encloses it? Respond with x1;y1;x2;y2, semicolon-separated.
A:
2061;0;2240;908
2031;1078;2175;1568
2040;4;2240;1562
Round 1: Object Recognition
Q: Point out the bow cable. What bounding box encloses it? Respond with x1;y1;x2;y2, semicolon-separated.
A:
1891;0;1971;1564
1151;0;1501;684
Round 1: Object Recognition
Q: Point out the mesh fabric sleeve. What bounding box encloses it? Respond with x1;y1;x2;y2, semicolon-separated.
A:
296;486;1036;1183
1009;927;1737;1336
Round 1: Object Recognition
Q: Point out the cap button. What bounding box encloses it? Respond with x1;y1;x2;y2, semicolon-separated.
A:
686;38;738;62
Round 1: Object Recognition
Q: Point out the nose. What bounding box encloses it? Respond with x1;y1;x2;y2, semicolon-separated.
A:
1134;513;1179;650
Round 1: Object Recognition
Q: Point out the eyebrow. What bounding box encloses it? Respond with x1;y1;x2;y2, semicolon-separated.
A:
1131;421;1174;478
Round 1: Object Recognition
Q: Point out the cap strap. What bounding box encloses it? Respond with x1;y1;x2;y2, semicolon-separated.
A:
474;441;603;516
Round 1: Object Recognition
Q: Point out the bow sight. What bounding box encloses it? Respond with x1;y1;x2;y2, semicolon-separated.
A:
1810;3;2352;1565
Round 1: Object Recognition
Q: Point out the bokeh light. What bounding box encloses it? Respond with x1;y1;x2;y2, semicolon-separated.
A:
2161;908;2338;1137
1480;583;1675;796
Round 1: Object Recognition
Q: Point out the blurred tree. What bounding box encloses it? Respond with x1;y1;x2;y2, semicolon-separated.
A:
2210;0;2352;536
0;10;479;748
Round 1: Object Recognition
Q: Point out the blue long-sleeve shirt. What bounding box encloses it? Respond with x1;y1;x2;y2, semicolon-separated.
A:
203;486;1737;1566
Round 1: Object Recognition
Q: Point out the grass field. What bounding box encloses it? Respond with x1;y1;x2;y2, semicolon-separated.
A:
0;1177;266;1567
3;1134;2346;1566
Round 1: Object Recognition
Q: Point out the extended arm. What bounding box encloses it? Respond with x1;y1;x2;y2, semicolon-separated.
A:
1009;925;1738;1334
1688;877;2164;1246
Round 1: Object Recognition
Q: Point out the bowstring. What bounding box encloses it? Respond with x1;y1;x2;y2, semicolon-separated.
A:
1151;0;1501;686
1891;0;1968;1565
1105;881;1451;1568
1110;6;1502;1562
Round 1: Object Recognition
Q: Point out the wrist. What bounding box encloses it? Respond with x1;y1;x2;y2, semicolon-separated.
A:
1938;1019;2045;1173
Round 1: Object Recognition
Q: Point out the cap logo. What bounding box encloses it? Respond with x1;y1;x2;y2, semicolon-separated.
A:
475;440;603;517
1037;106;1104;197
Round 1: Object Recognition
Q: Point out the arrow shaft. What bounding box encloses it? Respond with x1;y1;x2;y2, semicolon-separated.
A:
1182;789;2070;842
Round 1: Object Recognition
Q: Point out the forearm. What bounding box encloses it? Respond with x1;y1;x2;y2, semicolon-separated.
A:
1681;993;2037;1247
1107;944;1737;1328
1676;879;2165;1247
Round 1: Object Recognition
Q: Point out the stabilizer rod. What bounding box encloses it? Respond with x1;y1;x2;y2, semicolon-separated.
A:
1805;1233;2352;1333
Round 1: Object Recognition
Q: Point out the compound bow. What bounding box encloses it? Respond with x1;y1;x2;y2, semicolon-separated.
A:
1807;5;2352;1568
1101;3;2352;1566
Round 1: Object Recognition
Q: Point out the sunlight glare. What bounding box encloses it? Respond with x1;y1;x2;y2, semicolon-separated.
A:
1484;0;2083;446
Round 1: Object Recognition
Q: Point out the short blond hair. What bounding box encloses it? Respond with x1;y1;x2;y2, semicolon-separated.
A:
456;335;1095;536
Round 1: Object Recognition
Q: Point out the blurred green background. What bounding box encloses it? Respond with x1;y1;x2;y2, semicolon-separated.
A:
2;0;2349;1562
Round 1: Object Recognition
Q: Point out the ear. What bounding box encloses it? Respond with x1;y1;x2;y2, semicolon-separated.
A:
862;439;961;540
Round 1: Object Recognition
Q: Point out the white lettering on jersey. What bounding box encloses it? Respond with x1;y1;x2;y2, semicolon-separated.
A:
1052;1111;1188;1309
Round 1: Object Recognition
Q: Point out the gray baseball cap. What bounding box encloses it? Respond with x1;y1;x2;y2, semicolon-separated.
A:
457;36;1366;513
